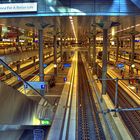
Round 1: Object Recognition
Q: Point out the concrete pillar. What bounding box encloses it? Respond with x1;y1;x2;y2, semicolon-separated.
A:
102;29;108;95
130;34;135;74
60;37;63;63
33;56;36;69
0;25;2;40
108;39;110;61
16;33;19;52
116;37;120;63
120;40;123;48
53;35;57;76
16;61;20;74
33;31;36;50
1;66;4;75
92;35;96;75
88;38;91;66
38;29;44;95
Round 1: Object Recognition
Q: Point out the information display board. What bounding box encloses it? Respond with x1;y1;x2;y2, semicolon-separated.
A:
24;81;46;90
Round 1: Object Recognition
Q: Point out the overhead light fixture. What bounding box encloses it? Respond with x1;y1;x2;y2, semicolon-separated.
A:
112;27;115;36
41;23;50;29
25;23;35;27
48;25;54;28
69;16;72;20
131;64;135;68
26;22;54;29
69;16;77;43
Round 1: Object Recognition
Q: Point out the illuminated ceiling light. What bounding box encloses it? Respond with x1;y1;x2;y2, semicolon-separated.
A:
54;64;57;68
115;23;140;34
131;64;135;68
70;19;73;22
111;41;115;45
135;24;140;27
49;6;55;12
111;27;115;36
126;27;130;30
69;16;77;43
69;16;72;20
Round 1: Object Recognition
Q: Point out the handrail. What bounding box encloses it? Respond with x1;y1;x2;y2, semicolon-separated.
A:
59;53;77;140
0;59;44;98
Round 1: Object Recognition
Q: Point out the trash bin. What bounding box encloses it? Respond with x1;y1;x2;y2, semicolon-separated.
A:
33;129;44;140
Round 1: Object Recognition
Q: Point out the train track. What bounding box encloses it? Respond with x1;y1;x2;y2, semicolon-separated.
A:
78;54;105;140
97;65;140;139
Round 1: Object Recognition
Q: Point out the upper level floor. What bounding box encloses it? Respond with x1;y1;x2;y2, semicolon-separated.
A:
0;0;140;17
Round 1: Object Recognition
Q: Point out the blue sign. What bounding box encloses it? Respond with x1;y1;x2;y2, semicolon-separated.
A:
63;63;71;68
64;77;67;82
18;77;21;81
41;84;45;89
117;63;124;68
43;64;47;68
24;81;46;90
135;40;140;42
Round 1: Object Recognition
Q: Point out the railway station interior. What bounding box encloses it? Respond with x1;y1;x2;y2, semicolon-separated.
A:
0;0;140;140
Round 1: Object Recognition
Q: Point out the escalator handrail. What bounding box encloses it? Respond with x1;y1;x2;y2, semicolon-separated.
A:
0;59;44;98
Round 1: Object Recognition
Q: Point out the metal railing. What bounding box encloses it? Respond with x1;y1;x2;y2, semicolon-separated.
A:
0;58;44;97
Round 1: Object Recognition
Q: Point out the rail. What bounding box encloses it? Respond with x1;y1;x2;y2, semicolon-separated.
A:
82;55;117;140
97;64;140;139
78;54;106;140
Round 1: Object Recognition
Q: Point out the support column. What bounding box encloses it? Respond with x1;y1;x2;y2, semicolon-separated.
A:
102;29;108;95
38;29;44;95
116;37;120;63
53;35;57;76
108;39;110;61
33;56;36;70
88;38;91;66
120;40;123;48
130;34;135;74
16;61;20;74
92;35;96;75
1;66;4;76
33;31;36;50
16;33;19;52
60;37;63;63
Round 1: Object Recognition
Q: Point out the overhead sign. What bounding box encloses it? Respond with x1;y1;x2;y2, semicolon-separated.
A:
24;81;46;90
0;3;37;13
117;63;124;68
135;40;140;42
63;63;71;68
43;64;47;68
40;119;52;125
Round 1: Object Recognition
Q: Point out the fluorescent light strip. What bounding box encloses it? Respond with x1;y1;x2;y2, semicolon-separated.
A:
115;23;140;33
69;16;77;42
